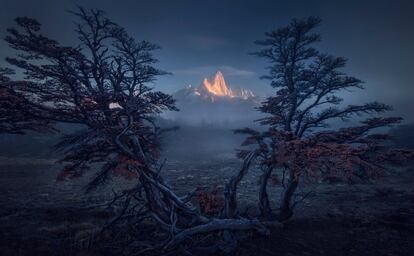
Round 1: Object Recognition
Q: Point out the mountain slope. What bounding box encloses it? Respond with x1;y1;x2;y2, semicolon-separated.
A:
168;71;261;126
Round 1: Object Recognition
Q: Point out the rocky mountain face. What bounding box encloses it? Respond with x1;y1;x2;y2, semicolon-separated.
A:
175;71;255;101
168;71;261;126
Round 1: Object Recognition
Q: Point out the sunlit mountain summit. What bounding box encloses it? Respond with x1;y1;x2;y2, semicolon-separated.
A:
170;71;260;126
196;71;255;99
174;71;255;101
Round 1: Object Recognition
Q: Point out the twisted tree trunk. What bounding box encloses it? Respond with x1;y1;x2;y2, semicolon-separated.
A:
224;152;256;218
258;166;273;218
277;173;298;222
114;124;270;251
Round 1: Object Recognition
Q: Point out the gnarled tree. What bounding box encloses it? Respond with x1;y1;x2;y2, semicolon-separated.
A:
0;8;270;255
234;17;414;222
2;10;412;254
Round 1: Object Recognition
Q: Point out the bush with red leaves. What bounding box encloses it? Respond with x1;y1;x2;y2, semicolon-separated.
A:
194;186;225;215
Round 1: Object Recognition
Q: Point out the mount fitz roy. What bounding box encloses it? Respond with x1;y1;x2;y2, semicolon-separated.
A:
168;71;261;126
174;71;255;101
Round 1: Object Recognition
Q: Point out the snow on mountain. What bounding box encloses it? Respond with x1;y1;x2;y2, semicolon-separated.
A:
176;71;255;101
167;71;261;126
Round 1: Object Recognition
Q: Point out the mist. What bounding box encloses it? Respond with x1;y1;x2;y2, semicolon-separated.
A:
1;2;414;255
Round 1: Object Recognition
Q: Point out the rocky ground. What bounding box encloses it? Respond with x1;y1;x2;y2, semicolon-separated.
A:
0;157;413;255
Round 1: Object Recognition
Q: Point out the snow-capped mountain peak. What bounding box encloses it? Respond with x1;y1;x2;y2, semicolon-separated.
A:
177;71;255;101
169;71;260;125
199;71;234;97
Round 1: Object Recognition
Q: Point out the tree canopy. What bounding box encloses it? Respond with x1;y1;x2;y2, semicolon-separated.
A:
1;8;177;187
236;17;413;221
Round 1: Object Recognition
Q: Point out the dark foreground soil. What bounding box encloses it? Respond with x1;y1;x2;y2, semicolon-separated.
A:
0;158;413;256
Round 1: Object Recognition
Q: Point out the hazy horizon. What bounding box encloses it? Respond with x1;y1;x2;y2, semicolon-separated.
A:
1;0;413;123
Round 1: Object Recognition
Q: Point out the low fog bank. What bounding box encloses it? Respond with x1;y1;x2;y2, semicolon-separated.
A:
164;99;263;128
0;124;81;165
1;120;413;166
160;123;248;162
0;120;255;165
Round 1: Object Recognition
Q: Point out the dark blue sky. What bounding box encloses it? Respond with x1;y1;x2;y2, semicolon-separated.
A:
1;0;413;121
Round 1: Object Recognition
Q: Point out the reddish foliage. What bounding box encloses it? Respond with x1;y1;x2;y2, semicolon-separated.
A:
113;154;141;180
376;149;414;166
116;154;143;166
239;117;414;184
270;174;280;186
0;9;177;191
194;186;224;215
79;97;98;111
112;166;139;180
56;165;82;181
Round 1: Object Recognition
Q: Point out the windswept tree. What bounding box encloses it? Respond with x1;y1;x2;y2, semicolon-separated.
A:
0;8;270;254
1;9;178;182
0;67;54;134
233;17;414;221
2;10;412;254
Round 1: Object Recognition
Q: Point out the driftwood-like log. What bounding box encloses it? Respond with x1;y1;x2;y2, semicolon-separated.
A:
165;218;269;249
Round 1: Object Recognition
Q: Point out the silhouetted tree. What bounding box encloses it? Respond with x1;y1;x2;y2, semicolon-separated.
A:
233;17;414;221
2;10;412;254
0;68;54;134
1;9;179;183
0;8;270;254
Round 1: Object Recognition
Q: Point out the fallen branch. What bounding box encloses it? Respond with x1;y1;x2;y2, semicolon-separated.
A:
165;218;269;249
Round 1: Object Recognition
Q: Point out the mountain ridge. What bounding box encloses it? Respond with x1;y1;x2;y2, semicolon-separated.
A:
168;71;261;126
174;71;255;102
